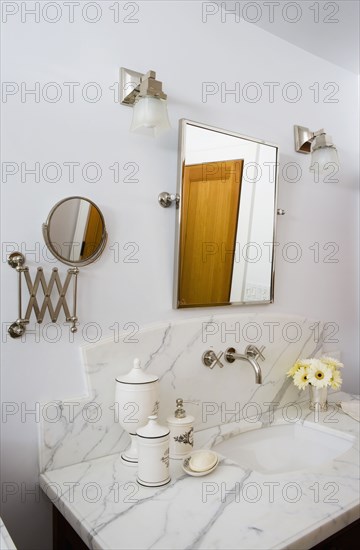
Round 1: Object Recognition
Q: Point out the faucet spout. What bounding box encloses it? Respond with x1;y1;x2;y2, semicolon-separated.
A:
224;346;264;384
245;356;262;384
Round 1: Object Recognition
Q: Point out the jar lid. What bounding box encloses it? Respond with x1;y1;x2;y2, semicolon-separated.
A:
137;415;170;439
115;358;158;384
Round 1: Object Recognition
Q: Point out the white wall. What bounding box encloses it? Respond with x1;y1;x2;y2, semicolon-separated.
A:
1;2;359;549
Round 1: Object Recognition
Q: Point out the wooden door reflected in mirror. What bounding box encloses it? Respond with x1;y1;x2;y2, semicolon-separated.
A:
179;160;243;306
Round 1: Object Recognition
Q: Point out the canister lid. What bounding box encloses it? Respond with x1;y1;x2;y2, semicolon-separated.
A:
137;415;170;439
115;358;158;384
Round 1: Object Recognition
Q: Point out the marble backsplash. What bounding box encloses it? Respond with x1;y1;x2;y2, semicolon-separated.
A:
39;313;325;472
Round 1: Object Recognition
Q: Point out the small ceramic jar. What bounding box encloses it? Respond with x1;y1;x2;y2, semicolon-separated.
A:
167;398;194;459
136;415;170;487
115;358;159;464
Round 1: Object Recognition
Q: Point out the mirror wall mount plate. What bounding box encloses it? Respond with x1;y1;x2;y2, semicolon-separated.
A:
7;197;107;339
173;119;282;309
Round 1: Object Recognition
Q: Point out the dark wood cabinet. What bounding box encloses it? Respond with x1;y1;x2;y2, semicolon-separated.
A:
310;518;360;549
53;506;89;550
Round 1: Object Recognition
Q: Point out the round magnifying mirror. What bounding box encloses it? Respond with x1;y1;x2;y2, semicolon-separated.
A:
43;197;107;267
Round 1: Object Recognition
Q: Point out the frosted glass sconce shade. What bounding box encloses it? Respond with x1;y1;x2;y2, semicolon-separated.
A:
310;133;339;173
120;67;171;137
311;143;339;173
294;125;340;175
130;96;171;137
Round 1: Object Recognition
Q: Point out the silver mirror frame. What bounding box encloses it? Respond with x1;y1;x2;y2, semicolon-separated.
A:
43;196;108;267
173;119;280;309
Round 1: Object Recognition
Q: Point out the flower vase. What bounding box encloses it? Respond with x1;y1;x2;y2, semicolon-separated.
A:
309;385;328;412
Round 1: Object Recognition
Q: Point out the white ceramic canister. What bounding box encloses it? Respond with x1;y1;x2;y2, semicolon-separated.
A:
167;398;194;459
115;358;159;465
136;415;171;487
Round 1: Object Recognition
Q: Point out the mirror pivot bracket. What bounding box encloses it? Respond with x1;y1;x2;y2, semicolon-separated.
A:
158;192;180;208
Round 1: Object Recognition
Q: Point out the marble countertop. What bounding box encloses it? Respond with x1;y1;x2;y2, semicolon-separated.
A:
40;396;360;550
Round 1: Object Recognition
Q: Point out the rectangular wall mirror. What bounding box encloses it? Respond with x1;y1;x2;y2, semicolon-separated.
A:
174;119;279;308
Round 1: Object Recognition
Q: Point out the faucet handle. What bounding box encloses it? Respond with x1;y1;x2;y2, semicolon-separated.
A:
202;350;224;369
245;345;265;361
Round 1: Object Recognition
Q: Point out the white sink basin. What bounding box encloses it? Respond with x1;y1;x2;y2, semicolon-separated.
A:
213;422;355;474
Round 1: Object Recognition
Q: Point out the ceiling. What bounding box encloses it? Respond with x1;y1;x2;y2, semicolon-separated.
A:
219;1;359;74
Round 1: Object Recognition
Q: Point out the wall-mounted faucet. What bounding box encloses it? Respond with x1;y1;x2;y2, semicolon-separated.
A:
202;345;265;384
224;345;265;384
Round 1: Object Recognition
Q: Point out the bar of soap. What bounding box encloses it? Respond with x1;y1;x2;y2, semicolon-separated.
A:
189;451;217;472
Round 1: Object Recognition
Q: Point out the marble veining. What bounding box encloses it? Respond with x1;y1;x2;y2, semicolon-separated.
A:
40;397;360;550
39;314;327;472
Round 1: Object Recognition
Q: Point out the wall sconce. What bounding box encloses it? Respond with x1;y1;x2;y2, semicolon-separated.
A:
294;125;339;173
120;67;171;137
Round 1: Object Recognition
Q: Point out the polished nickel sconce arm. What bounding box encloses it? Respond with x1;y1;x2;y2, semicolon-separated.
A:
7;252;79;338
120;68;167;105
294;124;340;175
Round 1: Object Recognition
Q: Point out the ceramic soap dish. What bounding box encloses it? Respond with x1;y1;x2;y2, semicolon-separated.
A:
182;450;219;477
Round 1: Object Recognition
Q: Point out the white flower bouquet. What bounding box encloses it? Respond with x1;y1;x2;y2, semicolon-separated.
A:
287;357;343;390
